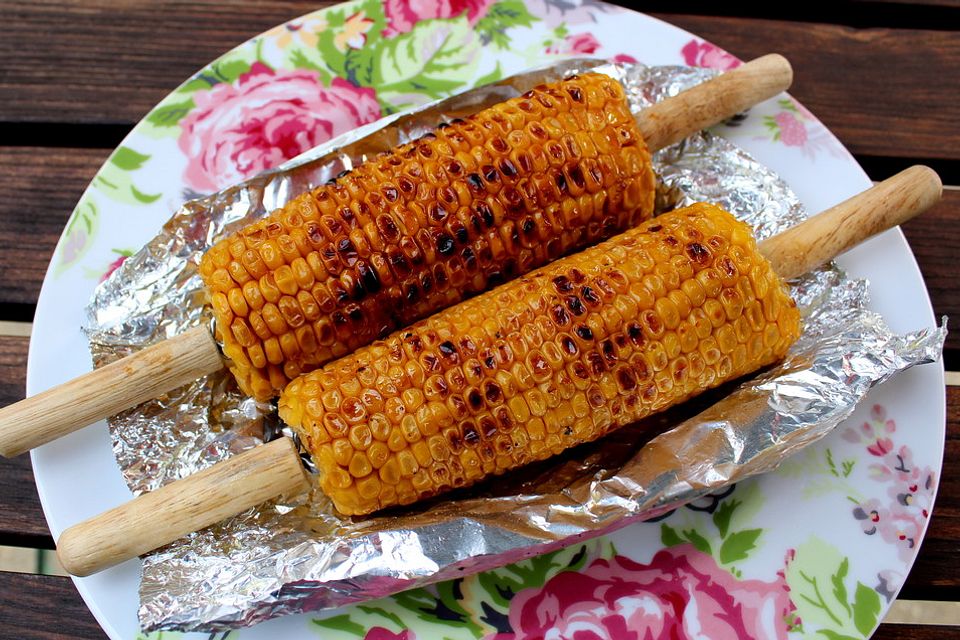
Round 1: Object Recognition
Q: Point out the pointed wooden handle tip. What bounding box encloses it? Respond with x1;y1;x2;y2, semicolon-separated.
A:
57;437;307;576
760;165;943;279
0;326;223;457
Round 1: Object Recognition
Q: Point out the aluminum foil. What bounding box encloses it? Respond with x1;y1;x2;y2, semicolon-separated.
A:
83;60;946;632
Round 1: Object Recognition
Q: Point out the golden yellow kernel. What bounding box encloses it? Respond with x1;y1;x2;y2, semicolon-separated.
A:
356;475;381;500
349;451;373;478
411;441;433;467
379;458;401;485
327;467;353;490
332;438;353;466
348;424;372;451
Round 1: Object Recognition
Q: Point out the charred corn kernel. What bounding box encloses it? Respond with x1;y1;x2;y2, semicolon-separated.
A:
280;203;801;516
201;73;656;401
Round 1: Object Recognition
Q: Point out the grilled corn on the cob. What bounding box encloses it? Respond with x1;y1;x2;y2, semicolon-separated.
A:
199;73;656;401
279;203;802;515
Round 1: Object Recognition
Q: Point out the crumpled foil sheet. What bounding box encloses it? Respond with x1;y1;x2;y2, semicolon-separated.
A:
83;60;946;632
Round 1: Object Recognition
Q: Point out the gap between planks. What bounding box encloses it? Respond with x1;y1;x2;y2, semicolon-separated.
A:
884;599;960;626
0;321;31;338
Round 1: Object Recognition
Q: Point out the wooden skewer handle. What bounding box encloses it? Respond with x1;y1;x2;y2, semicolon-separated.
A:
0;325;223;457
636;53;793;152
759;166;943;279
56;437;308;576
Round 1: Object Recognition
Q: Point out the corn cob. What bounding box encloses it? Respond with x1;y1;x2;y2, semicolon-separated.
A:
279;203;802;515
199;73;656;401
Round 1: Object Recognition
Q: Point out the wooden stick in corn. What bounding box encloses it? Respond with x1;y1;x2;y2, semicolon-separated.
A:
0;55;791;458
54;166;942;575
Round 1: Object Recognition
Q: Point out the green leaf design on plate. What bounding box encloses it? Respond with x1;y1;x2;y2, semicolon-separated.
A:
712;497;741;538
372;15;480;112
681;528;712;555
110;146;151;171
831;558;852;618
344;45;379;88
357;604;406;629
476;0;537;49
852;582;882;636
313;613;367;636
816;631;860;640
289;48;334;84
660;523;684;547
787;536;880;638
392;580;484;637
719;528;762;565
474;62;504;88
90;146;161;205
145;98;195;129
314;0;385;81
55;194;98;275
211;58;253;84
778;97;800;113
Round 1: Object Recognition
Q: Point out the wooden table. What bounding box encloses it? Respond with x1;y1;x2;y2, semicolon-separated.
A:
0;2;956;638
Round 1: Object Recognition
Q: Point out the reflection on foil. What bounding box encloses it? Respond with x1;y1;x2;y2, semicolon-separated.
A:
83;60;945;632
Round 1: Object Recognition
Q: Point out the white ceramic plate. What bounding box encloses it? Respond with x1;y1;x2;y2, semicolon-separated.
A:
28;2;944;638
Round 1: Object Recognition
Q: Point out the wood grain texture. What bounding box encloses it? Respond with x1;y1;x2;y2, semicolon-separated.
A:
0;336;27;407
57;437;306;576
636;53;793;151
0;336;53;547
0;326;223;457
0;147;107;307
0;455;50;549
0;1;330;126
0;571;105;639
759;166;942;280
873;626;960;639
901;189;960;353
651;13;960;162
0;2;955;165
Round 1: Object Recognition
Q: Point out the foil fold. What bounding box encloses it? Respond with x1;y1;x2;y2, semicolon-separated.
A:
82;60;945;632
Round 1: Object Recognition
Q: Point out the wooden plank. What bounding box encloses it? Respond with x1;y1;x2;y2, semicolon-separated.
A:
0;336;51;548
861;0;960;7
0;456;49;549
0;147;107;308
646;13;960;163
874;626;960;639
0;1;330;126
0;571;105;639
901;188;960;353
0;336;26;407
0;3;955;165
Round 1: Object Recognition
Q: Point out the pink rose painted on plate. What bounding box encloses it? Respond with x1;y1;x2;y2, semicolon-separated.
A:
178;63;381;193
383;0;495;36
501;545;793;639
681;39;741;70
363;627;416;640
773;111;808;147
546;32;601;56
